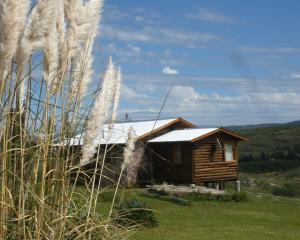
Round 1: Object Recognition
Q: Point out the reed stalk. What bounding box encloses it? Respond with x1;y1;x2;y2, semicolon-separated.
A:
0;0;133;239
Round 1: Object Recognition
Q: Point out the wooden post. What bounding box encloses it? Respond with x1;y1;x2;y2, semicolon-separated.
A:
235;180;240;192
219;181;224;190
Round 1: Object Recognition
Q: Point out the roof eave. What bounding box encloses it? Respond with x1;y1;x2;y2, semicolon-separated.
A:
191;128;247;142
138;117;197;141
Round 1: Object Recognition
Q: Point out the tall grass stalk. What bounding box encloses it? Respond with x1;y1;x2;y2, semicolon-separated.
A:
0;0;132;239
108;128;137;221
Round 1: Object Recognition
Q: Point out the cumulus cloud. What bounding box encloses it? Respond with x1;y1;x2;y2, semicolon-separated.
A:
170;85;206;102
118;77;300;125
121;84;148;100
162;66;178;75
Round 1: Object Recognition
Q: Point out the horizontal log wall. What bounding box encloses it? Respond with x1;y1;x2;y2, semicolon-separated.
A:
150;142;193;183
192;132;239;183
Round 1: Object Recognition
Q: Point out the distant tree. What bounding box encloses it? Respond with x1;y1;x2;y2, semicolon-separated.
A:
260;151;267;160
287;150;297;161
294;143;300;154
275;150;285;159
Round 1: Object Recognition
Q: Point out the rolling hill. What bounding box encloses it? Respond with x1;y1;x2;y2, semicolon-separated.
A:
236;124;300;173
227;119;300;131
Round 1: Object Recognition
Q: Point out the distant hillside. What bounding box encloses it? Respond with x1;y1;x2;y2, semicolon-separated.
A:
237;124;300;173
227;119;300;131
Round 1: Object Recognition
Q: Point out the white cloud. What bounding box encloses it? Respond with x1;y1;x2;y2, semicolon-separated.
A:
162;66;178;75
133;7;146;14
118;76;300;125
186;9;234;24
121;84;148;100
160;27;219;44
102;24;220;46
104;43;142;63
106;43;118;52
290;73;300;79
127;44;141;53
170;85;206;102
103;25;152;42
134;16;144;22
121;107;158;114
239;46;300;54
103;5;130;20
164;49;172;58
159;58;186;66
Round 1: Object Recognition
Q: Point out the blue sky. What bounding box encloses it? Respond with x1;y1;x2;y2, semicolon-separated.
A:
92;0;300;126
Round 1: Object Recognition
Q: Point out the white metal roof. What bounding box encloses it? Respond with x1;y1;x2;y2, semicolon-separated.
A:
149;128;218;143
66;118;179;145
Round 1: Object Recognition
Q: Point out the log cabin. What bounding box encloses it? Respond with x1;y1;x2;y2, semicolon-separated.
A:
148;127;246;186
66;117;246;186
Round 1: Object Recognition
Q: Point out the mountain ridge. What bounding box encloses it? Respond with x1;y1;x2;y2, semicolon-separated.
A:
225;119;300;131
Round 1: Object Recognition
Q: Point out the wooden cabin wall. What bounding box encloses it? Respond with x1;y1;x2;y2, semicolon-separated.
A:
68;144;125;186
150;142;193;183
192;132;239;183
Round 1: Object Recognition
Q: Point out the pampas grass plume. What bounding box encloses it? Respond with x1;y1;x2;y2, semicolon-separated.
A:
0;0;29;74
122;127;137;170
111;67;122;123
81;57;118;165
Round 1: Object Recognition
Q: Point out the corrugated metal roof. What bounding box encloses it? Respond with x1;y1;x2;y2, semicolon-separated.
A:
66;118;179;145
149;128;218;143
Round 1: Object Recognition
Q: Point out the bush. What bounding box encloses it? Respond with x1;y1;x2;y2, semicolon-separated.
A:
180;191;248;202
66;205;105;240
185;192;215;201
115;199;158;228
231;192;248;202
222;194;233;202
99;191;121;203
272;184;298;197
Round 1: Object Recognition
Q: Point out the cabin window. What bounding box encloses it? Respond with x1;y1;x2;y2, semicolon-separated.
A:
173;145;182;165
225;143;233;161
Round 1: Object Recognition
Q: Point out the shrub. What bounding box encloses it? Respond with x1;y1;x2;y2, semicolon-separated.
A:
100;191;121;203
185;192;215;201
115;199;158;228
272;184;297;197
231;192;248;202
66;205;106;240
222;194;233;202
185;192;248;202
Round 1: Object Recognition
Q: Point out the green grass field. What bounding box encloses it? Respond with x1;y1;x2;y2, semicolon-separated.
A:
132;169;300;240
133;193;300;240
73;174;300;240
72;122;300;239
73;167;300;240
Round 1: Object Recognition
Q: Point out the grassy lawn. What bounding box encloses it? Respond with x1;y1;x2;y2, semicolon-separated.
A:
133;193;300;240
73;170;300;240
